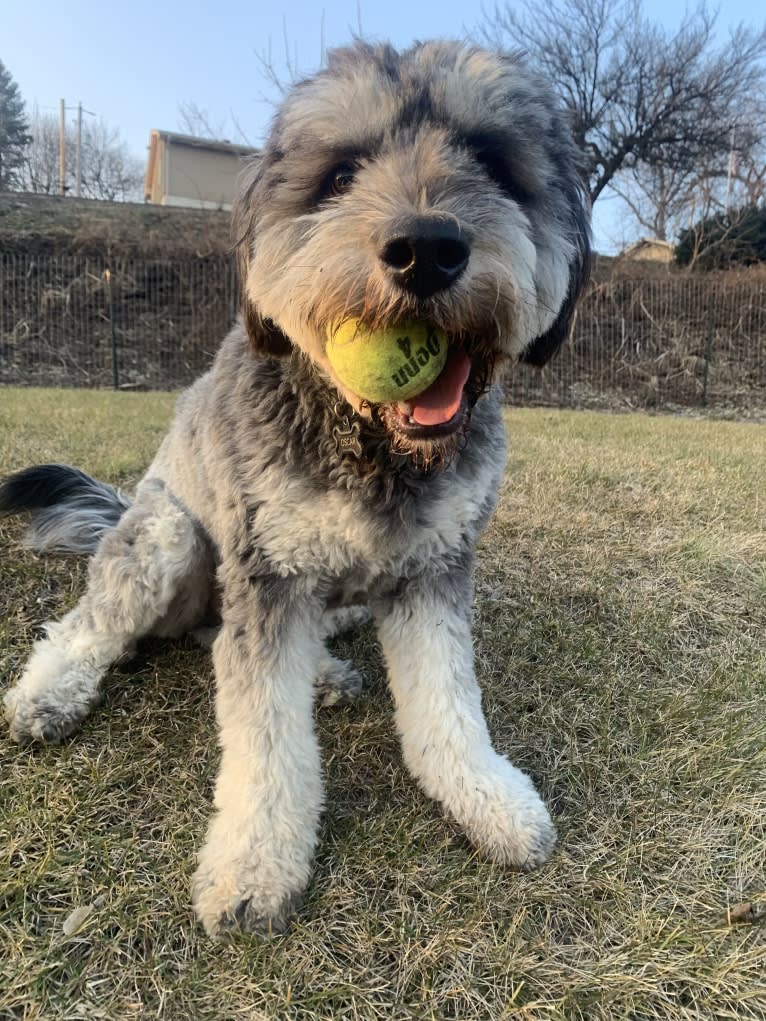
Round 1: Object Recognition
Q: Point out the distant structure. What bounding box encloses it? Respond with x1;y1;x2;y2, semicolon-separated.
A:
144;130;257;210
620;238;675;265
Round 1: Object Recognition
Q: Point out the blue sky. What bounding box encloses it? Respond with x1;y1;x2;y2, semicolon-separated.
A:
3;0;762;252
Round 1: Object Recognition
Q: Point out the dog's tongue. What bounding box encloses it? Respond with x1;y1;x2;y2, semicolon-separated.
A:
409;349;471;426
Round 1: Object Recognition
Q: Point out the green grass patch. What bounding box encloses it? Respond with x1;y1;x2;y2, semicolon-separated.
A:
1;390;764;1019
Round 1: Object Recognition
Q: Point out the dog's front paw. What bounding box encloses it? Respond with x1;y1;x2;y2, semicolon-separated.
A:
192;857;307;939
192;819;314;939
3;651;100;744
5;686;81;744
456;755;556;869
210;889;303;939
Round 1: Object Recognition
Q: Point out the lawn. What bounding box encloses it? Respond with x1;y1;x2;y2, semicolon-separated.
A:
1;388;764;1020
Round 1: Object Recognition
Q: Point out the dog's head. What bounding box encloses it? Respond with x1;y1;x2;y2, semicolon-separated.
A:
234;40;590;458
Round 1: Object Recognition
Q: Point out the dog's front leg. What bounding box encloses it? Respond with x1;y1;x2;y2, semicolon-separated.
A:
192;570;323;938
375;566;556;868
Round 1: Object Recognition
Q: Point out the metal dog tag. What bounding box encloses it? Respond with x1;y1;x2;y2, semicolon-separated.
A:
332;405;363;459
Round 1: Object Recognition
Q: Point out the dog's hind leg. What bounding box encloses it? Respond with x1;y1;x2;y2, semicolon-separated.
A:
314;605;368;706
314;650;363;706
4;479;211;744
189;607;367;707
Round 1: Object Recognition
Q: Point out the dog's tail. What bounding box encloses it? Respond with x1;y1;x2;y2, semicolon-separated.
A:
0;464;132;554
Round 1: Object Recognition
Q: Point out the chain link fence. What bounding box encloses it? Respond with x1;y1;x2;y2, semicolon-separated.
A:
0;252;237;391
1;251;764;412
506;272;766;412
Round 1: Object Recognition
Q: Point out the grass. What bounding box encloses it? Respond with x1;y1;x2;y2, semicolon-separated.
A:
1;388;764;1020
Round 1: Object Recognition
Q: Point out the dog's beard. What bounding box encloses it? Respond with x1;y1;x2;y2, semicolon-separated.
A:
367;343;498;470
374;403;471;470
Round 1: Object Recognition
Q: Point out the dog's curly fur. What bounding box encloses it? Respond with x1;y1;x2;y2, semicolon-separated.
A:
1;40;590;937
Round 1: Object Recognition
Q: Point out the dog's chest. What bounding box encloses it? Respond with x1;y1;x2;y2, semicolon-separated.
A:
249;462;494;583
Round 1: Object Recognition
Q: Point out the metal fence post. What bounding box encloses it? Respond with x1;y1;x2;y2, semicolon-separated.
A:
701;296;715;407
104;268;119;390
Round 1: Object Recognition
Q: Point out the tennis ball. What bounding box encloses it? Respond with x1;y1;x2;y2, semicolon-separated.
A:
326;319;448;403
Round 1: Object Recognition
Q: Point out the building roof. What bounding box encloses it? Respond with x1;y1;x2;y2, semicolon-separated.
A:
146;129;257;158
621;238;675;263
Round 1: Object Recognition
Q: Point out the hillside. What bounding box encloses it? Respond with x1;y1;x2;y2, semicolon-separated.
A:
0;192;231;258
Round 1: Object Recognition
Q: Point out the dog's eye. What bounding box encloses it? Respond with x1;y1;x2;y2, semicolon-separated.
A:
464;133;537;205
474;149;534;205
321;163;356;199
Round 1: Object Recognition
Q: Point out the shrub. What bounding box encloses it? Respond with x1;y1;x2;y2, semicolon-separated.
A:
676;206;766;268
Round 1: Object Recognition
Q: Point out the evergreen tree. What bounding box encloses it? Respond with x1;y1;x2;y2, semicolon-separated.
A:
0;59;31;190
676;207;766;268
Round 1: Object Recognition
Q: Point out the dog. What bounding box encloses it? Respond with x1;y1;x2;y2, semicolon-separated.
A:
1;40;590;937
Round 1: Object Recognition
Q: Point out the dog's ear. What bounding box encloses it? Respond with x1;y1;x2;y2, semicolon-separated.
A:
232;154;293;358
241;305;293;358
522;183;592;368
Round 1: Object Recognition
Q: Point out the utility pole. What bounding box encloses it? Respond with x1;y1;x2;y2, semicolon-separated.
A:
75;103;82;197
59;98;66;195
58;100;96;198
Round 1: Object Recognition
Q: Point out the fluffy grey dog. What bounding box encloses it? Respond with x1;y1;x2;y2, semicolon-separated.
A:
1;40;590;937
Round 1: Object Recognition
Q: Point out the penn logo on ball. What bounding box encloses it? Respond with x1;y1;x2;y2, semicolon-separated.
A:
326;319;448;403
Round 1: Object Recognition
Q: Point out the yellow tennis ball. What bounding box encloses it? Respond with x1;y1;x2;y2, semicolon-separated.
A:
326;319;448;403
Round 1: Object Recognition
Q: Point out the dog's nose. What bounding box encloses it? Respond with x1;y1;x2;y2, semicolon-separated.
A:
379;218;470;298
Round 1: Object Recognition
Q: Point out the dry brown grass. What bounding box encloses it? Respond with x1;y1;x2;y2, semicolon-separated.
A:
1;390;764;1020
0;193;230;257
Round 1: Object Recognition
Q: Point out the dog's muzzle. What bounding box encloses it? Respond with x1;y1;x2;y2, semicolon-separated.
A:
370;218;474;446
379;217;470;299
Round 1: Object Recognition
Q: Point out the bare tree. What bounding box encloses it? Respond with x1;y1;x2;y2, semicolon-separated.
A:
733;150;766;208
724;110;766;209
177;101;228;141
612;96;766;241
20;105;60;194
611;161;701;242
78;118;143;201
481;0;766;206
21;108;143;201
177;99;253;147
